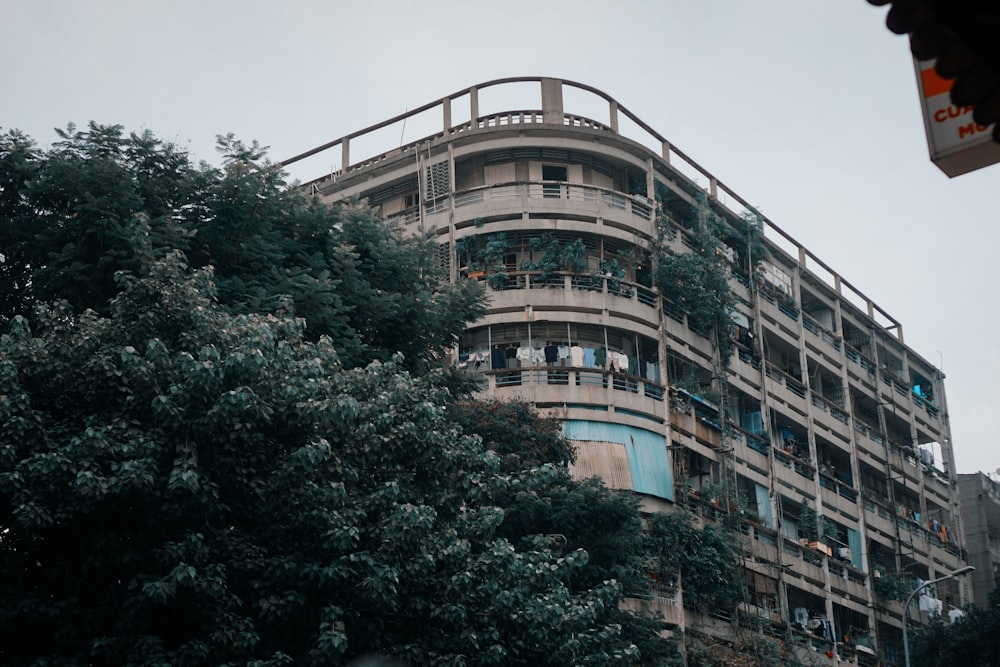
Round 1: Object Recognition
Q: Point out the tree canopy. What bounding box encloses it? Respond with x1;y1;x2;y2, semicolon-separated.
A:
0;124;484;372
0;124;712;665
910;588;1000;667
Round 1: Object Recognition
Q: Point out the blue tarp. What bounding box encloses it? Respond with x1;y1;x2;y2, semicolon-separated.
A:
563;420;673;501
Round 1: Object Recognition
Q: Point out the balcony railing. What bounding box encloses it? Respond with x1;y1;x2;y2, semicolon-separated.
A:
451;181;654;223
288;76;910;350
476;270;657;312
820;473;859;503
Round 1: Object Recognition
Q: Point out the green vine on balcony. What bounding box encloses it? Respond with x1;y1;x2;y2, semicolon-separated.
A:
519;234;587;280
872;565;911;602
796;500;837;543
455;232;512;289
653;190;767;366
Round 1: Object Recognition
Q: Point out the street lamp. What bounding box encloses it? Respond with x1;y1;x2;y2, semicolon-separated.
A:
902;565;974;667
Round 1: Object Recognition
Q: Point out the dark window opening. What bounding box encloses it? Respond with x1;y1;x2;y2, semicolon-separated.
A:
542;165;567;180
542;165;567;198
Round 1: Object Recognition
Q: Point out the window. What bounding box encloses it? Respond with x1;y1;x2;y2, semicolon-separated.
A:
542;164;567;198
542;165;567;180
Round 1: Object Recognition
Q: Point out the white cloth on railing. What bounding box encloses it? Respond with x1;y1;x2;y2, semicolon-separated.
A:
614;352;629;373
919;594;943;615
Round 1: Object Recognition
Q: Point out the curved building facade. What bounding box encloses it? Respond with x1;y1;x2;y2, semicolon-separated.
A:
288;77;970;665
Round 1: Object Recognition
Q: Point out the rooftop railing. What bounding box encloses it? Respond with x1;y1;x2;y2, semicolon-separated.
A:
283;76;911;347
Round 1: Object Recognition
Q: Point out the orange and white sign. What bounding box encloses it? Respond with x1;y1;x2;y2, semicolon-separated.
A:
916;59;1000;177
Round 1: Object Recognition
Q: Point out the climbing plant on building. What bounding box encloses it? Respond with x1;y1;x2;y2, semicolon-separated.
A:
653;190;767;366
643;510;743;614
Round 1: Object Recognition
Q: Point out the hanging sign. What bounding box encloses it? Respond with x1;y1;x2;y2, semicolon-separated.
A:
915;59;1000;177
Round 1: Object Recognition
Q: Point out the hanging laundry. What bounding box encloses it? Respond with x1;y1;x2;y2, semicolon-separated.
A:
570;345;584;367
919;594;942;614
544;344;559;364
491;346;506;370
616;352;630;373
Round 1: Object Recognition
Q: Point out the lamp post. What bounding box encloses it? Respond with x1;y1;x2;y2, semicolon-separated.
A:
902;565;974;667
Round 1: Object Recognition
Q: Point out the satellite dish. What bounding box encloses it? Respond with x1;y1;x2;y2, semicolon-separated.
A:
995;468;1000;476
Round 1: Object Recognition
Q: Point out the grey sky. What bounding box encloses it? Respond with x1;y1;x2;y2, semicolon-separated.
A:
4;1;997;474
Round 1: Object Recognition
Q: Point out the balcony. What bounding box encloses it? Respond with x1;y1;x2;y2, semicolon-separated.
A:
809;393;853;442
624;585;685;627
774;449;816;489
820;473;859;506
480;368;665;424
802;313;843;366
765;363;809;413
478;271;660;333
452;181;654;239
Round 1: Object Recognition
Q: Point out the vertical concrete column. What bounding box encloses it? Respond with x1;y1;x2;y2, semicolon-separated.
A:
661;141;672;165
469;86;479;125
645;158;656;210
609;100;619;133
447;143;457;284
541;78;564;125
341;138;350;174
443;97;452;132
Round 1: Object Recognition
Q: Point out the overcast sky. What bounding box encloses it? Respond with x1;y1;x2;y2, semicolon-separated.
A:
4;1;998;475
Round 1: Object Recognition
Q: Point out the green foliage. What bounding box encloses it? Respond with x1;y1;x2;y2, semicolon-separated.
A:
720;210;769;279
0;254;660;665
520;234;588;278
911;588;1000;667
0;125;690;666
653;192;767;368
685;633;788;667
654;192;737;362
449;399;575;471
0;123;191;326
594;258;633;297
456;232;512;288
872;566;911;602
795;501;836;544
0;124;485;372
796;501;820;543
644;511;742;613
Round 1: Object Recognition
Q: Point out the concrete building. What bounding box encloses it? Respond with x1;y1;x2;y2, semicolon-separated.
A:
958;472;1000;605
286;77;972;666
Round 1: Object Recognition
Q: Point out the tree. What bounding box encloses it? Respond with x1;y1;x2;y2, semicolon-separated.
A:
0;253;659;665
644;511;742;614
450;398;680;666
0;126;673;665
910;588;1000;667
0;124;485;371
